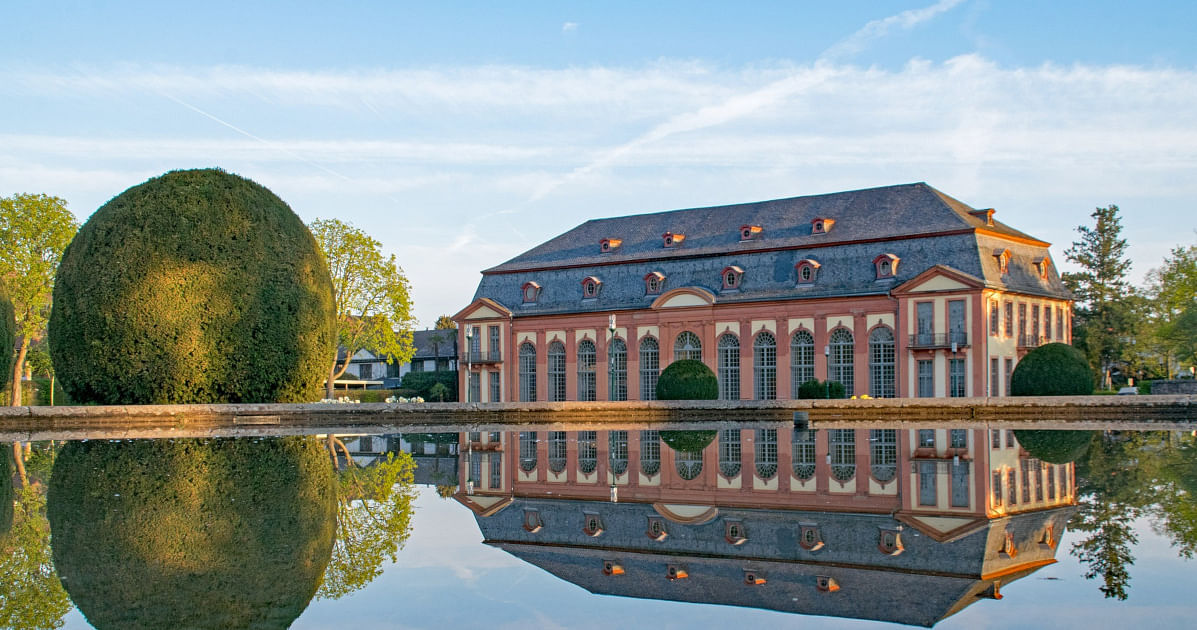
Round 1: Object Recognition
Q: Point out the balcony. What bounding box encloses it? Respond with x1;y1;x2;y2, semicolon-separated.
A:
1017;335;1046;349
907;332;969;349
461;350;503;364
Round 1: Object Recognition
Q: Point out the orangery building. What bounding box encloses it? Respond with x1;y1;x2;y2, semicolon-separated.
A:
453;183;1072;402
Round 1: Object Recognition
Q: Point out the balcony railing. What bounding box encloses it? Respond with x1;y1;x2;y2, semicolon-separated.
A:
1017;335;1046;349
461;350;503;364
908;332;969;349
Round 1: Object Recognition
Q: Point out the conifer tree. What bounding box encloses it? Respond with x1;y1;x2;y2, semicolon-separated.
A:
1063;205;1134;389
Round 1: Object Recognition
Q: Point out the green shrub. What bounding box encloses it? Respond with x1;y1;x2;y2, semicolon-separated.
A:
0;281;12;390
1011;343;1094;396
33;377;70;406
338;389;398;403
796;378;847;399
400;370;458;402
656;360;718;401
0;449;10;537
1012;430;1097;464
48;437;336;629
660;430;717;452
1138;380;1153;395
49;169;336;404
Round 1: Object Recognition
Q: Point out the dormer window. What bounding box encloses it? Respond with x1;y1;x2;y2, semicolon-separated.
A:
599;238;622;253
644;271;665;295
1034;257;1051;280
811;217;836;234
602;560;625;576
799;524;824;551
795;259;821;285
725;520;747;545
816;576;840;593
1039;524;1056;549
1000;531;1017;557
583;513;604;537
994;249;1011;275
722;266;744;290
744;570;767;586
877;528;905;556
523;509;543;533
581;276;602;299
740;224;762;241
646;516;668;541
873;253;900;279
970;208;996;226
663;232;685;248
522;281;541;303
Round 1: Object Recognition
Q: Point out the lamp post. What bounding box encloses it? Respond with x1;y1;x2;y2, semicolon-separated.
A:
608;313;619;502
464;327;474;402
824;344;831;399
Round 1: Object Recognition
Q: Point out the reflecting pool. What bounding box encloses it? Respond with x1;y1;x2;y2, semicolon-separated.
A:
3;423;1195;629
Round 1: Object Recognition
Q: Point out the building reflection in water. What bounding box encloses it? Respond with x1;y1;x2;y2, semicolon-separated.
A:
454;426;1076;627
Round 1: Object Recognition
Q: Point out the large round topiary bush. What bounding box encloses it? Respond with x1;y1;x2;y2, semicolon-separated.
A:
48;169;335;404
1;281;13;390
656;359;718;401
48;437;337;630
1012;430;1097;464
1011;343;1094;396
660;430;717;453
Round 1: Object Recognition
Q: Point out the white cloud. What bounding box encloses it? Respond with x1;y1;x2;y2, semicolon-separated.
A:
561;21;578;33
820;0;967;62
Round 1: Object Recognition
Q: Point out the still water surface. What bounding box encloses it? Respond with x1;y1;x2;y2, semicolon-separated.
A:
4;422;1194;629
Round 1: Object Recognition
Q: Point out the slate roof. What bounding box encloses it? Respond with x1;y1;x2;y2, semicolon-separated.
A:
411;329;458;360
472;183;1070;317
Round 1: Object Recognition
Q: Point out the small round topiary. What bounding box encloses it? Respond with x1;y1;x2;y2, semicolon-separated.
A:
1011;342;1094;396
48;438;337;630
796;378;847;399
660;430;717;453
1012;430;1096;464
0;281;13;391
656;359;718;401
49;169;336;404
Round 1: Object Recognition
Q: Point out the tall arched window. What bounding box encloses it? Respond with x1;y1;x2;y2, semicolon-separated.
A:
609;338;627;401
639;337;659;401
609;430;628;475
578;430;597;474
869;429;896;481
519;431;538;472
640;430;661;476
548;341;566;401
792;429;816;480
577;340;597;401
519;342;537;402
548;431;567;473
755;429;778;479
674;331;702;361
676;448;703;480
719;429;741;477
754;331;776;400
830;429;856;481
791;330;815;397
868;327;896;398
828;328;855;396
717;333;740;400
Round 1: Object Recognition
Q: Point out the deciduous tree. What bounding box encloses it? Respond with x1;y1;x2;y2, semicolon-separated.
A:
434;314;456;330
0;194;77;406
311;219;416;399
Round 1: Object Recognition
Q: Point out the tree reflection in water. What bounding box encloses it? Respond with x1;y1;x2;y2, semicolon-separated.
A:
0;444;70;630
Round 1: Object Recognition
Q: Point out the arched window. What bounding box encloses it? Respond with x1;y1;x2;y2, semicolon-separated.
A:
548;431;567;473
522;281;541;303
578;431;597;474
869;429;896;482
639;337;659;401
676;448;703;480
644;271;665;295
792;429;816;480
868;327;896;398
640;430;660;476
753;331;776;400
581;276;602;298
548;341;566;401
519;342;537;402
577;340;597;401
790;330;815;396
717;333;740;400
519;431;538;472
828;328;855;396
719;429;741;477
609;430;628;475
755;429;778;479
675;331;702;361
609;338;627;401
830;429;856;481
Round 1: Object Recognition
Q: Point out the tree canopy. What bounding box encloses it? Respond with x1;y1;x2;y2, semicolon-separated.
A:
0;194;78;405
0;282;13;392
1144;243;1197;373
311;218;416;398
1063;205;1135;388
434;314;456;329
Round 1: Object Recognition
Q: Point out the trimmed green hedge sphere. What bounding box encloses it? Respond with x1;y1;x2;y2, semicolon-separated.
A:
1012;430;1096;464
48;438;336;630
1011;343;1094;396
656;359;718;401
797;378;847;399
0;281;13;391
660;430;717;453
49;169;335;404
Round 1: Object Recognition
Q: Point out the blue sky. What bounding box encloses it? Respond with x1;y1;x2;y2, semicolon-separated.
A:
4;0;1196;325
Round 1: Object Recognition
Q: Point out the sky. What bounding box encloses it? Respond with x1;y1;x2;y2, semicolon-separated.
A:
3;0;1197;327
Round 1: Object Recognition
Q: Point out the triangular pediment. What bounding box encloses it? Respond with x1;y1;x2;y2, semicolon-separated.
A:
893;265;985;295
453;297;512;321
896;513;989;542
454;494;513;517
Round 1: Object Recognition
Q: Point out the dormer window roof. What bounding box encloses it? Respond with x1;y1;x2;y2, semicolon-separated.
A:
795;259;821;285
878;528;905;556
739;224;763;241
994;248;1011;275
1034;256;1050;280
583;513;604;537
873;253;900;279
522;281;541;303
725;520;747;545
970;208;996;226
644;271;665;295
662;232;685;248
599;238;622;253
811;217;836;234
722;265;744;291
581;276;602;299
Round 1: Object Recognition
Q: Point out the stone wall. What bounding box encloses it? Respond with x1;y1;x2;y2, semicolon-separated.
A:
1151;379;1197;395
